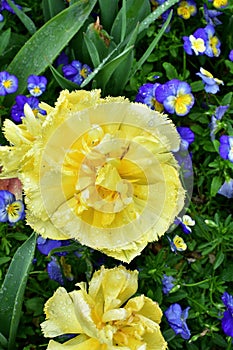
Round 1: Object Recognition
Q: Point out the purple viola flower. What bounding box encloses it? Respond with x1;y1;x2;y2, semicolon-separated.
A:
165;303;191;340
47;256;64;285
11;95;46;123
177;0;197;20
219;135;233;163
37;236;71;256
221;292;233;337
218;179;233;199
229;50;233;62
0;71;18;96
183;25;220;57
203;4;222;26
0;190;25;224
155;79;194;116
196;67;224;94
177;126;195;150
209;105;229;141
162;274;175;295
55;51;69;67
183;27;207;55
27;75;47;97
204;24;221;57
62;60;92;85
135;82;163;111
175;215;195;234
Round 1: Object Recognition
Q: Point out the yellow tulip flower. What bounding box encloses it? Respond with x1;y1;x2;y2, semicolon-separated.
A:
41;265;167;349
0;89;185;262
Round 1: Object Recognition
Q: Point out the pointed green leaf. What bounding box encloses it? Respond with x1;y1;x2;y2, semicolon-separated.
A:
0;28;11;56
6;0;36;35
0;332;8;349
98;0;119;32
6;0;97;103
138;0;179;34
0;232;36;349
49;64;80;90
131;10;172;77
42;0;65;22
111;0;150;44
83;32;101;67
90;46;134;93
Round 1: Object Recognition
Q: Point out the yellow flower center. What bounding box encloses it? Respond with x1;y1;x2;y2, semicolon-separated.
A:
210;36;219;57
62;125;147;228
2;79;12;88
6;202;22;219
190;36;206;55
32;86;41;94
80;67;88;79
174;94;192;115
177;2;194;19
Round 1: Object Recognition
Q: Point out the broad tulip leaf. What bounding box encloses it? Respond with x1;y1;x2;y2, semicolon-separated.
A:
0;232;37;349
6;0;97;103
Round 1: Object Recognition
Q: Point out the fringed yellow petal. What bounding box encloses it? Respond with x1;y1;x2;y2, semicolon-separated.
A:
41;287;83;337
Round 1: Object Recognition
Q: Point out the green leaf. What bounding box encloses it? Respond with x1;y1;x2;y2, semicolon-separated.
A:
98;0;119;32
49;64;80;90
0;332;8;349
213;251;225;270
190;80;204;92
6;0;97;103
111;0;151;44
210;176;222;196
0;232;37;349
92;46;134;93
42;0;65;22
0;28;11;56
130;10;173;78
163;61;178;80
221;91;232;105
6;0;36;35
138;0;179;35
83;32;101;67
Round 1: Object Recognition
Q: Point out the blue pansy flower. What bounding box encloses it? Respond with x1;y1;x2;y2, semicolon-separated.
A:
55;51;69;67
183;27;207;55
27;75;47;97
196;67;224;94
204;24;221;57
11;95;46;123
203;4;222;26
221;292;233;337
177;126;195;150
135;82;163;111
183;25;220;57
162;274;175;295
177;0;197;20
167;235;187;253
47;256;64;285
155;79;194;116
0;71;18;96
175;215;195;234
219;135;233;163
218;179;233;199
165;303;191;339
0;190;24;224
37;237;71;256
209;105;229;141
62;60;92;85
